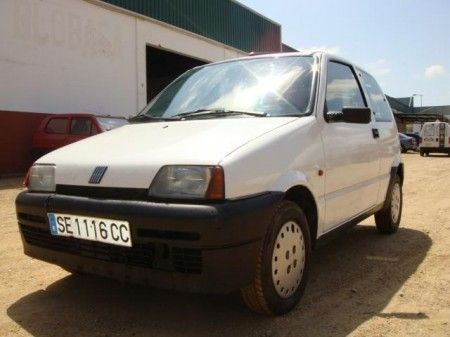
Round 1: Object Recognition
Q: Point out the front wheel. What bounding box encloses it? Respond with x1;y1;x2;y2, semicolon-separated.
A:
375;175;402;234
241;201;311;315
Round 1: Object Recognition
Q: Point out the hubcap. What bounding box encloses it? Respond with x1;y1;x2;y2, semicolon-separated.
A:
272;221;305;298
391;183;401;223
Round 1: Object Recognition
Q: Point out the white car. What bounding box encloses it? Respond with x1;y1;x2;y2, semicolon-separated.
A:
419;121;450;156
16;52;403;315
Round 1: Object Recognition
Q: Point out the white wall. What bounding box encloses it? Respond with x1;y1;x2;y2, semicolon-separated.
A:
0;0;245;117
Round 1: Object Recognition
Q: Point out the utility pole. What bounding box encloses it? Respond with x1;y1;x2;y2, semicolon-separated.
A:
412;94;423;110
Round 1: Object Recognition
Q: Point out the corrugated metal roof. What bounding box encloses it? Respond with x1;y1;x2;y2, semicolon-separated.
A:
387;95;412;113
101;0;281;52
387;95;450;122
415;105;450;116
282;44;298;52
395;97;413;107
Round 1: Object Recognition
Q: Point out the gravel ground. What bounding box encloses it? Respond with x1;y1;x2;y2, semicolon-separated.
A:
0;153;449;337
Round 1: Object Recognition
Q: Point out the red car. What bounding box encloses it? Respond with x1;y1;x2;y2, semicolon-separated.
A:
32;113;128;158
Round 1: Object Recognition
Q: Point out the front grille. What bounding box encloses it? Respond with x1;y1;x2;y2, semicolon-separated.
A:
56;185;148;201
20;224;202;274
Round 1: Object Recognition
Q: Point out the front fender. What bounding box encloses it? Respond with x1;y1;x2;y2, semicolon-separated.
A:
269;169;325;234
269;169;313;192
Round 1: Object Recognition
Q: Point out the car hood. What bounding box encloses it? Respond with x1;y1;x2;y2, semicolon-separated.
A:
37;117;296;188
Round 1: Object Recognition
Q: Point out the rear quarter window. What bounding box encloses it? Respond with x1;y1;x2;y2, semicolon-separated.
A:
359;70;393;122
45;118;68;134
70;118;93;135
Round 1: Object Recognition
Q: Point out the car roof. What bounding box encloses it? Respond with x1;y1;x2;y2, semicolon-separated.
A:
196;51;369;75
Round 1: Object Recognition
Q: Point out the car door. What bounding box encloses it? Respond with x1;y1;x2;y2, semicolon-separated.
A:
358;69;399;205
421;123;438;148
43;117;69;150
321;61;380;231
438;123;447;149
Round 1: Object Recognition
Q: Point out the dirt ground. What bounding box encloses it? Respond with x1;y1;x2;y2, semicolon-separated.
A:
0;153;449;337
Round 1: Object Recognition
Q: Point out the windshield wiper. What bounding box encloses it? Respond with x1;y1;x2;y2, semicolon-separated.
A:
129;114;178;123
172;108;267;119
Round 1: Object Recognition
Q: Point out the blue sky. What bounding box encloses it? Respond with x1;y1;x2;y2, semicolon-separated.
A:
239;0;450;106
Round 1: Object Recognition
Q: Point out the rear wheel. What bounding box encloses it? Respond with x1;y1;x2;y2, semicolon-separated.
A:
241;201;311;315
375;175;402;234
420;150;424;157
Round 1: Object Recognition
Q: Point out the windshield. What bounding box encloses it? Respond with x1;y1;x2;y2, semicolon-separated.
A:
139;56;316;119
97;117;128;131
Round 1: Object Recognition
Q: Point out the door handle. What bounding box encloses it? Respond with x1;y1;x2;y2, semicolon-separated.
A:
372;128;380;139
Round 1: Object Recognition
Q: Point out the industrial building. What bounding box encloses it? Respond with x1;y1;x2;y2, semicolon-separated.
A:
2;0;448;176
0;0;287;175
387;96;450;132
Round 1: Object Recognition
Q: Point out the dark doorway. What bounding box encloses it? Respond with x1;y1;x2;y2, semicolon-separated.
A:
146;46;207;103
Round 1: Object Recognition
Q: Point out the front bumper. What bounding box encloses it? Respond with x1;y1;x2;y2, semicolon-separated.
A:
16;191;283;293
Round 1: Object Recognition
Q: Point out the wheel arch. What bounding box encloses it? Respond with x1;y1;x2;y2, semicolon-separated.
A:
391;154;404;185
381;162;404;210
397;162;404;185
284;185;318;246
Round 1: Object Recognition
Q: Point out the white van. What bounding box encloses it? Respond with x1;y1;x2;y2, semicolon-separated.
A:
420;121;450;156
16;52;403;315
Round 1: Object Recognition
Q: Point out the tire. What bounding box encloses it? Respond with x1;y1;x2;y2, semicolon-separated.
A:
419;150;424;157
401;146;407;153
375;175;402;234
241;201;311;315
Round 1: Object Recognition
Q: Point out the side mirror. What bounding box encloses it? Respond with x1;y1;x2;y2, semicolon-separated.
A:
342;107;371;124
325;107;371;124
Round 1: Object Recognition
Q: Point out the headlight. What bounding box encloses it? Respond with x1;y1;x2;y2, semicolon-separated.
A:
149;165;224;200
26;165;56;192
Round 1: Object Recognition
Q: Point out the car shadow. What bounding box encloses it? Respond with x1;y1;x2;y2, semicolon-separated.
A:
7;224;431;337
0;177;23;191
423;154;449;158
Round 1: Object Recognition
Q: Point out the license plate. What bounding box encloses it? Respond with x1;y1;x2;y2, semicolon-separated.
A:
47;213;132;247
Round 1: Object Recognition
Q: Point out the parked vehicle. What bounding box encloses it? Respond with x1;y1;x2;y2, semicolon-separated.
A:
399;133;417;153
419;121;450;156
404;132;421;146
16;52;403;315
31;113;128;158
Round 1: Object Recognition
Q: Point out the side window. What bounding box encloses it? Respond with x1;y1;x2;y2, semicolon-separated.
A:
360;71;393;122
45;118;68;134
70;118;92;135
325;62;366;113
91;124;99;135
